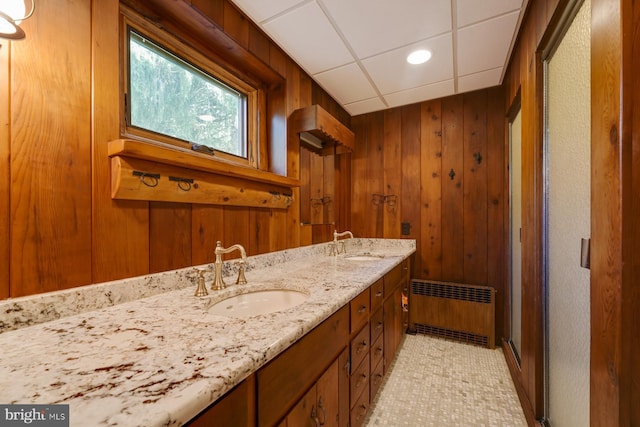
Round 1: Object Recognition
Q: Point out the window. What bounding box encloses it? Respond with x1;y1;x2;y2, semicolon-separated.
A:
124;25;255;163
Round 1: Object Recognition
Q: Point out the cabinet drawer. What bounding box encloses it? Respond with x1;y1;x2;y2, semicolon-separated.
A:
350;323;370;373
370;307;384;344
370;278;384;312
383;260;407;295
370;357;384;402
350;288;370;333
350;383;370;427
349;354;370;408
370;333;383;373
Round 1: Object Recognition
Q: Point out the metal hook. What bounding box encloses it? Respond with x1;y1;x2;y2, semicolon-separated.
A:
169;176;194;191
133;170;159;187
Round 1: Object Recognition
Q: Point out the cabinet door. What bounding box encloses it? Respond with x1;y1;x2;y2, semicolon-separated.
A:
286;386;317;427
187;374;255;427
316;358;340;427
393;287;404;353
383;293;395;374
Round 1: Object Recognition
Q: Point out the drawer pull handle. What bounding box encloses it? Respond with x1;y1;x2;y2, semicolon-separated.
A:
356;404;368;420
311;406;321;427
355;373;368;389
358;305;367;314
373;373;383;384
376;322;383;330
356;341;367;353
375;291;383;297
375;347;383;356
318;396;327;426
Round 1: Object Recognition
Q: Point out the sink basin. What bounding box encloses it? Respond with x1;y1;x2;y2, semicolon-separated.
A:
207;289;309;317
345;255;384;261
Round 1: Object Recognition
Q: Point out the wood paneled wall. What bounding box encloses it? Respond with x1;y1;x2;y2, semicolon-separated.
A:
350;88;506;340
503;0;640;425
0;0;348;298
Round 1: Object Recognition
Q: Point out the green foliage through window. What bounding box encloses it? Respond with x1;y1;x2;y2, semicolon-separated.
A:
127;30;247;158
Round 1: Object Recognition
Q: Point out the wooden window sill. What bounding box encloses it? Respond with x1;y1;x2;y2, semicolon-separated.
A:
108;139;299;209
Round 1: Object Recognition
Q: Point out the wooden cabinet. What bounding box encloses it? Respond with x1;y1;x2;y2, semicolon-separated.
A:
187;258;410;427
257;306;349;426
186;374;256;427
283;356;342;427
383;259;409;374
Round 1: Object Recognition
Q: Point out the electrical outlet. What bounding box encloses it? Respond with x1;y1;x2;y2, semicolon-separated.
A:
401;222;411;235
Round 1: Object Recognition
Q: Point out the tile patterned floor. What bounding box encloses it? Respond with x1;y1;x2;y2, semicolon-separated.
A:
365;334;527;427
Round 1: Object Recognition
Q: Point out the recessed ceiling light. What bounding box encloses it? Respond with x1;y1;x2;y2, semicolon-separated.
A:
407;49;432;65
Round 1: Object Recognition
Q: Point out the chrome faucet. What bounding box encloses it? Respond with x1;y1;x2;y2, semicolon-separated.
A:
330;230;353;256
213;241;248;290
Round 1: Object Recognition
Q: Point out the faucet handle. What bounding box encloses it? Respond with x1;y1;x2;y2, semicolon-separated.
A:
235;260;247;284
194;267;209;297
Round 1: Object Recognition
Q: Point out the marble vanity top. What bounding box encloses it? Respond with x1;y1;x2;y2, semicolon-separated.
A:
0;239;414;426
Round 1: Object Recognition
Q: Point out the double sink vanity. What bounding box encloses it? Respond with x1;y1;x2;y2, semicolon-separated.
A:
0;238;414;426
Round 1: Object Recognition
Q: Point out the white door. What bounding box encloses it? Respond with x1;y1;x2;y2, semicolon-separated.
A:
545;0;591;425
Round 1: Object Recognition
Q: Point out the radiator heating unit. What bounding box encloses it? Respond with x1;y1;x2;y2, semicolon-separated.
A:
409;279;496;348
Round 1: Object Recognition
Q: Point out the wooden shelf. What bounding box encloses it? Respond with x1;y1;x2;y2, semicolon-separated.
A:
108;139;299;187
289;105;355;155
108;139;298;209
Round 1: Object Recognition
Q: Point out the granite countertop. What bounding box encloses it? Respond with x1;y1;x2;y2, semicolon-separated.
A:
0;239;415;426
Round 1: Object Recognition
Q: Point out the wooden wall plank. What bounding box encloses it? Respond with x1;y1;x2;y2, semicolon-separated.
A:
249;208;272;254
335;153;351;233
591;0;625;424
351;116;368;238
400;104;422;274
92;0;149;284
420;100;443;280
462;91;488;285
367;112;385;237
0;35;9;299
10;0;92;296
627;3;640;423
441;95;465;282
149;202;192;273
299;148;311;224
248;25;270;66
222;206;251;257
223;2;249;49
383;109;402;239
323;155;335;226
309;153;324;225
191;205;224;265
191;0;224;26
487;86;506;340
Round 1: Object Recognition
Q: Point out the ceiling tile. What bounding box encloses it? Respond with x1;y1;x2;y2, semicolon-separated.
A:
314;63;377;105
384;80;454;109
321;0;451;58
457;11;519;76
343;97;387;116
262;2;354;74
361;33;453;95
231;0;307;23
457;0;522;27
458;67;503;92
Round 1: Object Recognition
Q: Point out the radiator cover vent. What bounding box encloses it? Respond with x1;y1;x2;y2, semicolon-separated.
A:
411;281;493;304
409;279;496;348
414;324;489;347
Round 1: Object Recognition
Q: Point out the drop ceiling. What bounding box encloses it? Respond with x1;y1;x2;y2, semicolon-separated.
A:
231;0;527;116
